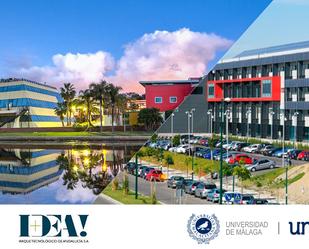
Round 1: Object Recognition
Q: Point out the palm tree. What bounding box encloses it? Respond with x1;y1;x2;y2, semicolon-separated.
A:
89;81;108;132
79;89;94;127
54;102;67;127
106;83;122;132
60;83;76;126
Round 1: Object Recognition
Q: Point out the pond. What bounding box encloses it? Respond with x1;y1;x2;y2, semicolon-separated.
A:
0;143;141;204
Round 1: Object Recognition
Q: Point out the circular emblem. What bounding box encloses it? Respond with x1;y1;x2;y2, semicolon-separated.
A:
187;214;220;244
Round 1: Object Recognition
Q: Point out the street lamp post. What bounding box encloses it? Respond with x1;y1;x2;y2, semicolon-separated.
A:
219;97;231;204
135;153;138;199
171;113;175;147
269;110;275;141
191;108;196;180
245;109;251;142
207;109;213;137
191;108;195;135
293;112;299;149
281;111;288;205
185;111;192;180
224;109;232;190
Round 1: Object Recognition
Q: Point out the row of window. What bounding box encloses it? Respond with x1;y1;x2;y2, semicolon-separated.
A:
154;96;177;104
210;61;309;81
208;80;272;99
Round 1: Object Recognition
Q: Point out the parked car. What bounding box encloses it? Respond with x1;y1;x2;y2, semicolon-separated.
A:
240;194;255;204
256;143;272;154
176;144;189;154
234;142;251;151
126;162;140;174
273;148;290;158
167;176;185;188
260;145;276;155
214;151;239;161
246;158;276;172
176;179;194;189
227;153;254;165
242;144;261;153
297;150;309;161
228;141;241;150
195;148;211;157
184;181;201;194
140;167;155;178
287;149;302;160
168;146;178;152
201;149;221;160
145;169;163;181
223;192;242;204
138;166;149;176
198;137;208;146
194;182;217;199
215;139;227;148
264;147;281;157
252;198;269;205
207;189;226;202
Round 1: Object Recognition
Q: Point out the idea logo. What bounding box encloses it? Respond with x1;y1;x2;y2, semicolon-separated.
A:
19;214;88;237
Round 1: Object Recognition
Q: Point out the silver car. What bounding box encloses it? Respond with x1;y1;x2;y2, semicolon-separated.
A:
246;159;276;172
194;182;217;199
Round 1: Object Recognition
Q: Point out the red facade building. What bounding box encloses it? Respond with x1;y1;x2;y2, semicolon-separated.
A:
140;78;200;112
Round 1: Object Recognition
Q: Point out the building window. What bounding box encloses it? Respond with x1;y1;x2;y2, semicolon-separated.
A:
192;86;203;95
169;96;177;103
261;79;272;97
208;83;215;98
154;97;162;103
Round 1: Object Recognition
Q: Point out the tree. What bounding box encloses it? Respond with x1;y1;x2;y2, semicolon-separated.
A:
233;165;251;193
90;81;108;132
106;83;122;132
60;83;76;126
79;89;94;127
138;108;163;130
150;133;158;143
116;93;128;128
172;135;181;147
164;154;174;178
54;102;67;127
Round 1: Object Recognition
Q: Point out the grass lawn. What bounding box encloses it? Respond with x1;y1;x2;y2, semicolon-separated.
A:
103;184;158;204
139;147;220;176
0;131;152;137
242;167;296;189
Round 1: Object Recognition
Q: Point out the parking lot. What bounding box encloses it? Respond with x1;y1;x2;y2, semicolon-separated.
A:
124;135;309;204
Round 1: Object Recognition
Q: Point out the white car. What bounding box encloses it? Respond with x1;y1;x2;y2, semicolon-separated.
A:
223;142;233;150
176;144;189;153
242;144;261;153
168;147;178;152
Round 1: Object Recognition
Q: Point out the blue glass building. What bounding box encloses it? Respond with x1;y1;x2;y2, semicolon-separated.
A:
0;78;62;128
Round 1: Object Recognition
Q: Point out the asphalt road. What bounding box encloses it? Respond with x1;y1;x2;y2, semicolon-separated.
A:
122;172;212;204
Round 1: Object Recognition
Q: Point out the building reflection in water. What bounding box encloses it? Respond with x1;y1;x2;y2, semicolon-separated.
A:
0;145;138;204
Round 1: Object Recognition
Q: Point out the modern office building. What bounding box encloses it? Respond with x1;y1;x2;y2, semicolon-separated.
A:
140;78;201;112
0;78;62;128
207;41;309;142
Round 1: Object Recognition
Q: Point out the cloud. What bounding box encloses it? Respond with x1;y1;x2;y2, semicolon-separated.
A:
112;28;232;92
17;51;115;89
11;28;232;92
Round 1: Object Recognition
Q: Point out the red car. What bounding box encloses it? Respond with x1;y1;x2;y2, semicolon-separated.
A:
145;169;163;181
297;151;309;161
228;154;253;165
198;138;208;146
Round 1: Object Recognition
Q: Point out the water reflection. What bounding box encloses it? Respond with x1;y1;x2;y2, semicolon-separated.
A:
0;144;140;204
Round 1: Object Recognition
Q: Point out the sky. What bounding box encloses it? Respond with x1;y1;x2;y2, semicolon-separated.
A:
0;0;271;92
223;0;309;59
